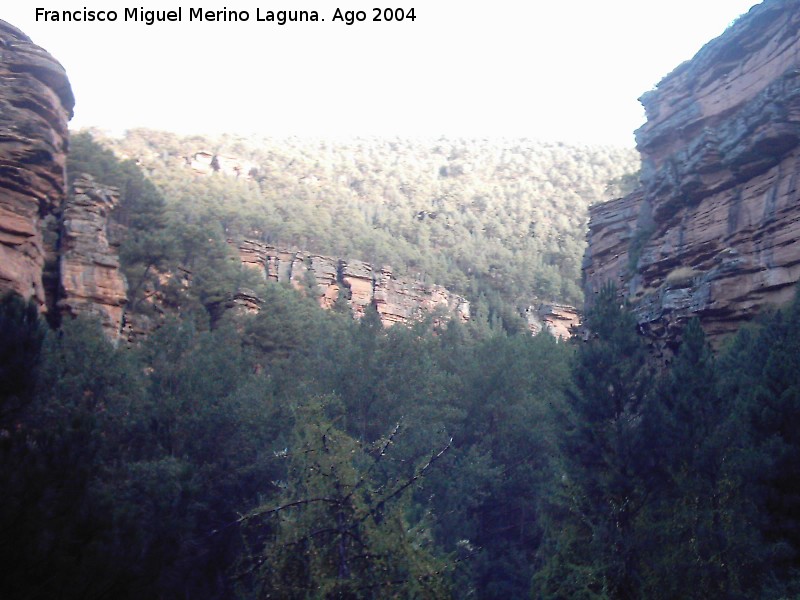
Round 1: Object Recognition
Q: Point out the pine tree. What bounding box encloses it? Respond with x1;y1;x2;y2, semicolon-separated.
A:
636;319;752;597
534;284;653;599
718;294;800;595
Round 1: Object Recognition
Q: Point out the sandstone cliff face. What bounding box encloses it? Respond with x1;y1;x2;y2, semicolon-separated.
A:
0;22;127;341
584;0;800;348
236;239;470;327
0;20;74;309
374;265;471;326
58;175;128;339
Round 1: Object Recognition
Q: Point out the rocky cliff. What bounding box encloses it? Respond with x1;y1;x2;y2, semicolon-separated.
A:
58;175;128;339
236;239;471;327
234;240;581;337
0;21;129;341
0;20;74;310
584;0;800;349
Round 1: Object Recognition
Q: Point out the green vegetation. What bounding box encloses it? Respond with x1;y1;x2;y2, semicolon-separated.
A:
5;130;800;598
4;280;800;598
665;266;700;287
83;128;639;318
238;400;453;599
67;131;259;326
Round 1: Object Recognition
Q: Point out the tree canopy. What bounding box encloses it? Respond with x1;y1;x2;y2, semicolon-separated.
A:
5;129;800;598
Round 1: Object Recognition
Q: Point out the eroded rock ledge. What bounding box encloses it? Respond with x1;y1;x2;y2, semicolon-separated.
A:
236;239;471;327
584;0;800;350
526;303;580;339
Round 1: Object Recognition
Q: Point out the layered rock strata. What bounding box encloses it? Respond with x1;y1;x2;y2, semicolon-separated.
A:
374;266;471;326
58;175;128;339
526;303;580;339
0;20;74;308
341;260;374;318
235;239;470;327
584;0;800;348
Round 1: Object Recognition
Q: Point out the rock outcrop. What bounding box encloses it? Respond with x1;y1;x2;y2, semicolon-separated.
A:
374;266;471;326
584;0;800;349
0;20;74;309
526;303;580;339
235;239;470;327
225;287;263;316
187;151;256;179
58;175;128;339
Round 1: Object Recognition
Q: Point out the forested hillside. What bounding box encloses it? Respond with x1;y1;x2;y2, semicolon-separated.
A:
7;2;800;597
4;278;800;598
87;129;639;317
3;130;800;599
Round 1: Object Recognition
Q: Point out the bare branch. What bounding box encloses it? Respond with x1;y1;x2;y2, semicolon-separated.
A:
238;496;342;523
365;437;453;522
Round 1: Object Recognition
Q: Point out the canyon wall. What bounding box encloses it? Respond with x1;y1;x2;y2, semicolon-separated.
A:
584;0;800;349
236;239;471;327
0;20;129;341
0;20;73;309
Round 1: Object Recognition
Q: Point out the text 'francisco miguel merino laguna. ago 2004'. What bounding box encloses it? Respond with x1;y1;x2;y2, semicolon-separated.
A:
34;7;418;26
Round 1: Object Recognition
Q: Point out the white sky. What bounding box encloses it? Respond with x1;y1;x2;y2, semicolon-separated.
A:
4;1;761;146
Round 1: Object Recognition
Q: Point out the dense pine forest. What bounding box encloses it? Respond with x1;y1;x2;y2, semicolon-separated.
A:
3;130;800;599
4;279;800;598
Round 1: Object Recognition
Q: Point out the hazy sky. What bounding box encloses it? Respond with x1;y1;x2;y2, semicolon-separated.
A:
5;1;761;145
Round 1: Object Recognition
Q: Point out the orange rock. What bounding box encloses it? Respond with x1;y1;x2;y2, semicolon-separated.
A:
0;20;74;309
57;175;128;340
585;0;800;350
232;239;470;327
